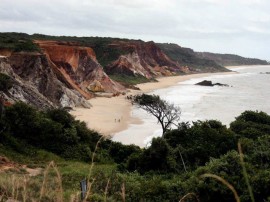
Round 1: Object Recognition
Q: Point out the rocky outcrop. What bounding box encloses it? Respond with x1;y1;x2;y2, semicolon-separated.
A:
3;32;266;109
0;57;56;109
104;41;189;79
36;40;125;96
1;52;93;109
195;80;229;87
0;49;12;57
0;39;126;109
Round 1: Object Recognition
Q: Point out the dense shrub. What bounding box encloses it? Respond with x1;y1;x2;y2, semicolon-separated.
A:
0;33;40;52
1;103;270;201
108;142;141;164
127;137;176;173
0;73;13;92
164;120;237;170
1;103;102;161
230;111;270;139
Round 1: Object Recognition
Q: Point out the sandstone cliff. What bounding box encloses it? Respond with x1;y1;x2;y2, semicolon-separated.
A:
104;41;189;79
36;40;125;96
0;54;92;109
3;32;267;109
0;39;125;109
0;56;55;109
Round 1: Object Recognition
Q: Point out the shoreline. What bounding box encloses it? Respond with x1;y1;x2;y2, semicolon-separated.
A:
70;71;235;137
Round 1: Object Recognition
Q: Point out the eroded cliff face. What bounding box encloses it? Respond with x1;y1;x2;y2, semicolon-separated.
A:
0;57;56;109
0;53;93;109
0;39;195;109
0;40;129;109
6;51;92;108
36;40;125;96
104;41;189;78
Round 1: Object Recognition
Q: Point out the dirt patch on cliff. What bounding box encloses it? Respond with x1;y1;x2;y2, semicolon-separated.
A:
0;156;42;176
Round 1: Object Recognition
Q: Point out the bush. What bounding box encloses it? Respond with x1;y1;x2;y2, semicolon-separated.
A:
127;137;176;173
1;103;103;161
230;111;270;139
0;73;13;92
164;120;237;170
108;142;141;164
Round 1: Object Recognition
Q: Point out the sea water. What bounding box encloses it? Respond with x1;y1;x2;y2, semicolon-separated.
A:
113;65;270;147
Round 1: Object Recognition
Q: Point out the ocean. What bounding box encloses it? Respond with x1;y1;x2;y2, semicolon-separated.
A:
112;65;270;147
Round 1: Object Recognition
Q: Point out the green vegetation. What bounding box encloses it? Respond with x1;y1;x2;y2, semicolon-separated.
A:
196;52;269;66
31;33;134;67
0;32;40;52
157;43;228;72
0;73;13;92
0;102;140;163
1;100;270;201
230;110;270;139
0;32;133;66
108;74;153;86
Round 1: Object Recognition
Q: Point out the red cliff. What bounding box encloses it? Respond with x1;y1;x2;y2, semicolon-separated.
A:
104;41;189;78
36;40;125;98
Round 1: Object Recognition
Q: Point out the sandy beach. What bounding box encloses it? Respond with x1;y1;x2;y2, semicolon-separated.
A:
70;71;235;137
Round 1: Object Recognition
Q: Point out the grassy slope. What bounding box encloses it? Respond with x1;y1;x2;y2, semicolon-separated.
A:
0;32;40;52
1;109;270;201
157;43;229;72
196;52;269;66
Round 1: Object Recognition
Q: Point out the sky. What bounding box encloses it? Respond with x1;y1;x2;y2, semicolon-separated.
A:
0;0;270;60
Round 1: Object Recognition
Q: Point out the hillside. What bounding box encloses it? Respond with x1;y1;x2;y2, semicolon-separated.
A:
1;32;267;109
1;101;270;201
0;33;126;108
31;34;190;80
196;52;269;66
157;43;228;72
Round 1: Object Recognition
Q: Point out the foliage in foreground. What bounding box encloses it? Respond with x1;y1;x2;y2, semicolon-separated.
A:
1;101;270;201
0;102;139;163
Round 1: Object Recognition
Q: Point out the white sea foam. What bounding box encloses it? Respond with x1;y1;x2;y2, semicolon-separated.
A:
113;65;270;147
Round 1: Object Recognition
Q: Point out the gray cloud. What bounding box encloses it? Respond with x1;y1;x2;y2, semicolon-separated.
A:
0;0;269;60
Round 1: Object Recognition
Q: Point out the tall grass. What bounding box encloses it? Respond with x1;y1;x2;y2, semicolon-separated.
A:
238;142;255;202
39;161;63;201
83;136;103;202
200;173;240;202
0;140;262;201
0;137;105;201
179;192;199;202
198;141;257;202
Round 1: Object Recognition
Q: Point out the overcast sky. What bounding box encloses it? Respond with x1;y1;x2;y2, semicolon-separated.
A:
0;0;269;60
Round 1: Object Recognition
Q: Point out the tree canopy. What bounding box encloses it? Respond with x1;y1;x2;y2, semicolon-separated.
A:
1;101;270;201
131;94;181;136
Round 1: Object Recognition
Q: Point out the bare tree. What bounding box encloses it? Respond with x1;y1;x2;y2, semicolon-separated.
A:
131;94;181;136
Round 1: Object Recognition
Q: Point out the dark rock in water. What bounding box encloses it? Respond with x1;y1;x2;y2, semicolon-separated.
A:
195;80;213;86
195;80;229;87
214;82;229;87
